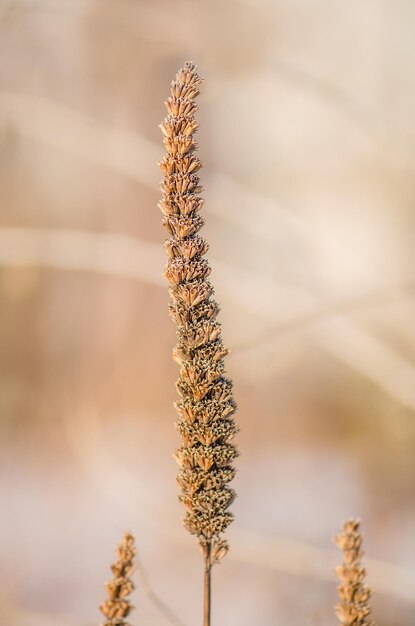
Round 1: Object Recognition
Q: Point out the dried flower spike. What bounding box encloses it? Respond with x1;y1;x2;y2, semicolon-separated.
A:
100;532;135;626
159;62;238;626
334;519;375;626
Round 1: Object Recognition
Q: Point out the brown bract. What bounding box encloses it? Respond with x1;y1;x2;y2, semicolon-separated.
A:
334;519;375;626
159;62;238;565
100;532;135;626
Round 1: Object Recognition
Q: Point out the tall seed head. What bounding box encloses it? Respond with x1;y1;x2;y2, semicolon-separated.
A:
159;62;238;565
334;519;375;626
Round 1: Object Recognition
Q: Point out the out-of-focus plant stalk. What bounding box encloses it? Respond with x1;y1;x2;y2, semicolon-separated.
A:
100;532;136;626
334;519;375;626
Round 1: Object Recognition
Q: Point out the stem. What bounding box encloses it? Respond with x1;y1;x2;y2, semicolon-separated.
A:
203;545;212;626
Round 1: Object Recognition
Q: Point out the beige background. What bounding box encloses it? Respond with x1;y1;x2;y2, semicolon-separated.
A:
0;1;414;624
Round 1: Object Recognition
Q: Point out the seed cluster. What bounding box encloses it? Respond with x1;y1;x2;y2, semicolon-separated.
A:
100;533;135;626
334;519;374;626
159;62;238;563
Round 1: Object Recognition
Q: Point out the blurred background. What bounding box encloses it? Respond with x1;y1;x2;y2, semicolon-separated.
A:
0;0;414;625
